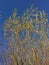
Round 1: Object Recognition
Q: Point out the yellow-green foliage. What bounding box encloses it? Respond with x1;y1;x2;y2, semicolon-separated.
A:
4;6;49;65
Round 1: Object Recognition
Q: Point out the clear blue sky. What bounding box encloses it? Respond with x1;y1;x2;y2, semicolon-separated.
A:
0;0;49;24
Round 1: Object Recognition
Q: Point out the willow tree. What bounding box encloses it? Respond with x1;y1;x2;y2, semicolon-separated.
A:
3;6;49;65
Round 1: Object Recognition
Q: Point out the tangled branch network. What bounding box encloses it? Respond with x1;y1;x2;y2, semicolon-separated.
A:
3;6;49;65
